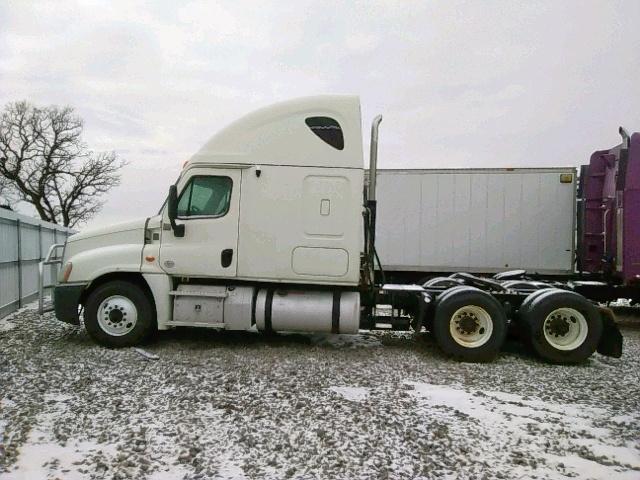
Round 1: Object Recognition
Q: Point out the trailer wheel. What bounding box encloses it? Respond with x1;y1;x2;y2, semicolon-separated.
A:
433;287;507;362
84;280;155;347
519;290;602;363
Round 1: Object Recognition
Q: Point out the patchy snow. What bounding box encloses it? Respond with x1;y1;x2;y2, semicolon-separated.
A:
329;386;370;402
133;347;160;360
309;333;382;348
43;392;73;403
609;413;638;424
0;391;117;480
0;435;118;480
609;299;633;307
0;321;15;333
0;419;5;461
0;314;18;334
146;465;191;480
210;453;250;480
544;453;640;480
405;381;640;479
1;307;639;479
0;301;40;333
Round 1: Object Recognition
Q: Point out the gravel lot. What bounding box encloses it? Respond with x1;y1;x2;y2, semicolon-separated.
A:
1;305;639;480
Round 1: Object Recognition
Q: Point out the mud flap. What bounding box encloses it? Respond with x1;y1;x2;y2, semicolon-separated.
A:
53;283;85;326
596;307;623;358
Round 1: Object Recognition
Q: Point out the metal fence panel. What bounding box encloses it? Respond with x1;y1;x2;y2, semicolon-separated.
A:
0;219;18;262
0;264;19;317
22;262;40;301
0;209;74;319
21;223;41;260
40;229;55;258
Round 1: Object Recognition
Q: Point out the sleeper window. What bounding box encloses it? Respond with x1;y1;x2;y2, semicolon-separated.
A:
176;176;232;218
305;117;344;150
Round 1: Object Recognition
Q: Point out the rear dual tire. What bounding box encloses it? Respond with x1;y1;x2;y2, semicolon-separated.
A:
433;286;507;362
518;289;602;364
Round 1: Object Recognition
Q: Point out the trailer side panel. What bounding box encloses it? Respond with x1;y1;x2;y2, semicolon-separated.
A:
375;168;576;275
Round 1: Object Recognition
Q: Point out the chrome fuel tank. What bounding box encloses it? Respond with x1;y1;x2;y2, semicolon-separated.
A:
255;289;360;334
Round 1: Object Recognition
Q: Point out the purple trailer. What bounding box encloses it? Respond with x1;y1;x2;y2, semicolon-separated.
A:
573;128;640;303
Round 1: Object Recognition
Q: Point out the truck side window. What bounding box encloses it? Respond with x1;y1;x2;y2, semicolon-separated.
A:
176;176;233;218
305;117;344;150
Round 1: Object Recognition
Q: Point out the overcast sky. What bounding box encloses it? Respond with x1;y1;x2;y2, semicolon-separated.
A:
2;0;639;228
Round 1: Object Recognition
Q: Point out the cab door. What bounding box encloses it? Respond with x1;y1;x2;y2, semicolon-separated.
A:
159;168;241;278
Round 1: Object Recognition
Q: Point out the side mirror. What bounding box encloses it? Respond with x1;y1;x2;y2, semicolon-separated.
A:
168;185;185;238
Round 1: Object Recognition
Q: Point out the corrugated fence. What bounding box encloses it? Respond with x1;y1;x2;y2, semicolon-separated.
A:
0;208;74;319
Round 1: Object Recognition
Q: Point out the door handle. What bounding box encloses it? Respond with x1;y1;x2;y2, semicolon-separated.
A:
221;249;233;268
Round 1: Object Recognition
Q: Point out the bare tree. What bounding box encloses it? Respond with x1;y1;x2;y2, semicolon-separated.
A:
0;175;14;207
0;101;126;227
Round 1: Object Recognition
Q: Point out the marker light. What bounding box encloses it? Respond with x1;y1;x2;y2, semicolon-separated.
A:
560;173;573;183
62;262;73;282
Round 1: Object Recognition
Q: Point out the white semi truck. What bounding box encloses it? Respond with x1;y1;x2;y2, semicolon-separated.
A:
43;96;622;363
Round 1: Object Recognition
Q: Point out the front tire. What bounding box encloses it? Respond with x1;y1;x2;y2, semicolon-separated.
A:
84;280;155;347
433;287;507;362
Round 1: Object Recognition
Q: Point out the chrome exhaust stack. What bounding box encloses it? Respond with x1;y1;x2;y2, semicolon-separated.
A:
365;115;383;291
368;115;383;201
619;126;630;148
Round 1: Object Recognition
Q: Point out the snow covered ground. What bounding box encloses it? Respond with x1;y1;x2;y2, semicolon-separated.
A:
0;306;639;479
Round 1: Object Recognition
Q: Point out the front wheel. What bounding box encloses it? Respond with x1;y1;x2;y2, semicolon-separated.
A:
84;280;156;347
432;287;507;362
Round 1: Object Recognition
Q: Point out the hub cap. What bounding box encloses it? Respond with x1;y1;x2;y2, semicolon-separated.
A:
543;308;588;350
97;295;138;336
449;305;493;348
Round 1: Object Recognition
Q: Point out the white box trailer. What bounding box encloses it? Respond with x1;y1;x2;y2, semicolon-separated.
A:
374;168;577;276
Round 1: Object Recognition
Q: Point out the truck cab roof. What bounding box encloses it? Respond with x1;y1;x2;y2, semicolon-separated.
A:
186;95;364;170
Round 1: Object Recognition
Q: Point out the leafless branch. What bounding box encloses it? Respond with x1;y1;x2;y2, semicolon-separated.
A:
0;101;126;226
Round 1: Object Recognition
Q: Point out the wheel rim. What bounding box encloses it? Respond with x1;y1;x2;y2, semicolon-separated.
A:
449;305;494;348
543;307;588;351
97;295;138;336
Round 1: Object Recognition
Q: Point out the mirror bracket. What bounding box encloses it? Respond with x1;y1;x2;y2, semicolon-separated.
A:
168;185;185;238
171;221;185;238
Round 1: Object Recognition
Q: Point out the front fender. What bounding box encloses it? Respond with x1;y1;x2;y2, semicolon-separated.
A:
66;243;143;283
